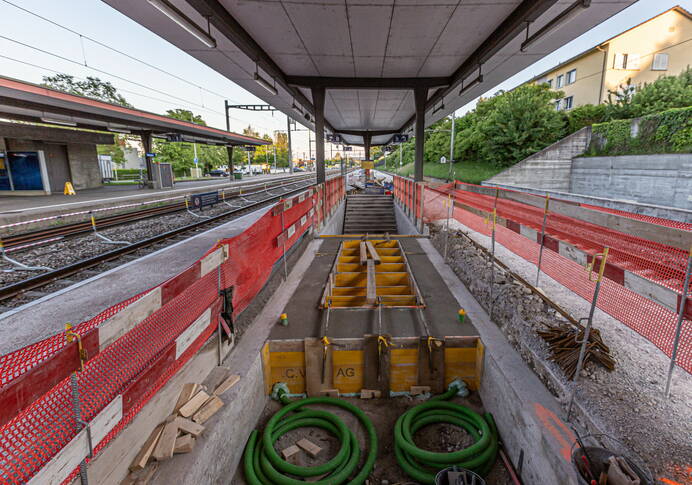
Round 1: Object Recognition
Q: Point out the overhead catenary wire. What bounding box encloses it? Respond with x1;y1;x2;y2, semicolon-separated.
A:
0;0;280;130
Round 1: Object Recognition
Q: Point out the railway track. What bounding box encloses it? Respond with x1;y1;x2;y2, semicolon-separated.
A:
1;174;315;251
0;176;322;306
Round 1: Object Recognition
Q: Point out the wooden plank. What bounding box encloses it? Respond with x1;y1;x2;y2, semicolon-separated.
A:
363;334;390;395
365;241;381;265
202;366;231;394
178;390;210;418
175;417;204;437
417;337;446;394
304;338;333;397
173;383;199;414
175;307;212;359
366;260;377;305
152;420;178;461
173;434;196;454
214;374;240;395
359;241;368;265
129;424;164;471
98;288;162;351
296;438;322;458
200;245;227;277
192;396;224;424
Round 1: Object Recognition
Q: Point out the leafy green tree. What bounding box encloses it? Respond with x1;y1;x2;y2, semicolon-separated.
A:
566;104;607;133
96;135;126;165
629;67;692;117
42;74;132;107
474;84;566;167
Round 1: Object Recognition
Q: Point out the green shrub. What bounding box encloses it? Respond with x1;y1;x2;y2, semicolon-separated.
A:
587;106;691;156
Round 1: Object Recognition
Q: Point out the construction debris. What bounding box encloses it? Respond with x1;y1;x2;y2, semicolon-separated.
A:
192;395;224;424
281;445;301;460
126;374;236;483
179;390;211;418
174;434;196;454
537;323;615;379
296;438;322;458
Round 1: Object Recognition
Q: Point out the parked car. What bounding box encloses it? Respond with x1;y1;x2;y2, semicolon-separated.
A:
206;169;228;177
292;167;305;172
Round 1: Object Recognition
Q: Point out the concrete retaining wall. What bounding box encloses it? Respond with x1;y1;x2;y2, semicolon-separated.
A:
570;154;692;211
484;127;591;191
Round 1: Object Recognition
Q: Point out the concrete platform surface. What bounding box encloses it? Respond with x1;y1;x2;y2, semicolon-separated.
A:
0;171;312;225
0;205;270;356
272;237;476;339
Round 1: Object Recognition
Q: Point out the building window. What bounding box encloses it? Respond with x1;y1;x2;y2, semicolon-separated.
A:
546;78;553;88
566;69;577;84
613;53;627;69
563;96;573;110
556;74;564;88
555;100;562;111
652;53;669;71
614;53;641;70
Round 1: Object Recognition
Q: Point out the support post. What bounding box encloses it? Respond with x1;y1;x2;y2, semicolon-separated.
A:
226;145;234;182
286;117;294;174
312;86;326;185
414;87;427;182
224;99;230;132
665;247;692;397
140;131;154;187
535;195;550;287
364;133;371;161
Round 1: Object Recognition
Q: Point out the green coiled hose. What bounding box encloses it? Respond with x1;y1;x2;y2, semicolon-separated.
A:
243;395;378;485
394;387;498;484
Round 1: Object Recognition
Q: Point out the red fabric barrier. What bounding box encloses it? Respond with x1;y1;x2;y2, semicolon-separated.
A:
0;178;345;484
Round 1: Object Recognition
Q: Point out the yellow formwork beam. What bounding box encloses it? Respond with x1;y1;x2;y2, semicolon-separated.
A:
262;337;483;396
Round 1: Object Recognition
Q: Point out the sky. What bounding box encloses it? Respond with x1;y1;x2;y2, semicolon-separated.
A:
0;0;689;159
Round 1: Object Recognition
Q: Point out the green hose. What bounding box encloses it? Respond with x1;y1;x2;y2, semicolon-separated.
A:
243;394;378;484
394;387;498;484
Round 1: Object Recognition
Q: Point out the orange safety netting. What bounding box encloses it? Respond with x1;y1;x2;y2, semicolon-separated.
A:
393;175;691;375
0;178;344;484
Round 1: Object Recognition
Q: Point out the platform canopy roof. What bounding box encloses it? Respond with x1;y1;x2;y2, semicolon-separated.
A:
104;0;634;147
0;76;268;146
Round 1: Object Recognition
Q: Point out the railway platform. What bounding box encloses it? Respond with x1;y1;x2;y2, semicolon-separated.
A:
0;171;313;229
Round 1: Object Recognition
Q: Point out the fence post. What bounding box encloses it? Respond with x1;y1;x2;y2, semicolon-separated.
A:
66;324;89;485
535;194;550;287
664;246;692;398
280;201;288;281
488;189;499;319
566;247;609;421
443;194;452;262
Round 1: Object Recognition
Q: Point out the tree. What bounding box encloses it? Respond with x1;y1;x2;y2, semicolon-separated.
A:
474;84;566;167
97;135;127;166
628;67;692;117
42;74;132;107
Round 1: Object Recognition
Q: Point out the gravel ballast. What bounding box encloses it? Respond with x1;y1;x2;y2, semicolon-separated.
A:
429;220;691;483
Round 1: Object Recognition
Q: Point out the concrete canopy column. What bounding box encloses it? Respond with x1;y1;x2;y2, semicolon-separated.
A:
140;131;154;186
414;87;428;182
363;133;371;161
312;86;326;184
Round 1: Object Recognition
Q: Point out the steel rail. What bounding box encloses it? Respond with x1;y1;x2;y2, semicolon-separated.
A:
0;180;317;303
1;174;316;251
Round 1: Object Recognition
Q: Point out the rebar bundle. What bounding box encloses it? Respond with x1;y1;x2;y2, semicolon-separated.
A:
537;324;615;379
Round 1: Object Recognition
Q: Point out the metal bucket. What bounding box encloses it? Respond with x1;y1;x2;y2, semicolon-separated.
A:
434;466;485;485
571;438;653;485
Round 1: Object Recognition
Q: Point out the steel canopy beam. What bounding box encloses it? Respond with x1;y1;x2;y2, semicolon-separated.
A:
336;129;400;137
286;76;449;90
184;0;334;133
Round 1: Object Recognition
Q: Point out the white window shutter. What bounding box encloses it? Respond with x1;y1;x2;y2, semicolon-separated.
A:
613;53;625;69
627;53;640;69
652;53;669;71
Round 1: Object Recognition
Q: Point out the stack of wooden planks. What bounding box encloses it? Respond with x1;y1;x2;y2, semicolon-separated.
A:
122;367;240;484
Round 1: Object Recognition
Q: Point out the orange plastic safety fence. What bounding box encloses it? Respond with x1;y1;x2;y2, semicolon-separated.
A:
419;180;691;375
0;178;345;484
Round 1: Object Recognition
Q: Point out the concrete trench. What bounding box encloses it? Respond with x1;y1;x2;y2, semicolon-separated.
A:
89;196;594;485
